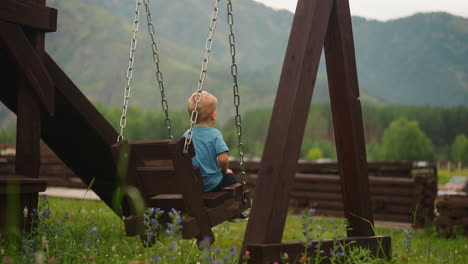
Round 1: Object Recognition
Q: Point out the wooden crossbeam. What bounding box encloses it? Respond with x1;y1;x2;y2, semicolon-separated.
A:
0;0;57;32
0;21;54;115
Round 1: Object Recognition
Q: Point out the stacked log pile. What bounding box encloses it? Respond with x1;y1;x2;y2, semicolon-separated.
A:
0;145;85;188
232;161;437;226
0;147;437;226
435;195;468;236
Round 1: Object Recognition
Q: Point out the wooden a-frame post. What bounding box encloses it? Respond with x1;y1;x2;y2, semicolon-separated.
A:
241;0;390;262
0;0;55;235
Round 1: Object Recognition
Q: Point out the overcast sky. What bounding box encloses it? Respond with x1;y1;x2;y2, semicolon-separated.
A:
254;0;468;21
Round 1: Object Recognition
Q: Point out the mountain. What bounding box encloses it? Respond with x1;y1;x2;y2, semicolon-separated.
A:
44;0;295;121
351;13;468;106
4;0;467;128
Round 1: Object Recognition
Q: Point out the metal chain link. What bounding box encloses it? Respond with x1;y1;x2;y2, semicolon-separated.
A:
183;0;220;154
118;0;143;142
143;0;173;139
227;0;247;191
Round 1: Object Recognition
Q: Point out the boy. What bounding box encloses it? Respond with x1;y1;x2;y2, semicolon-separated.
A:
184;91;239;192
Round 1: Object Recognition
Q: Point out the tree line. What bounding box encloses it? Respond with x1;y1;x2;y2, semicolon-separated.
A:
0;103;467;163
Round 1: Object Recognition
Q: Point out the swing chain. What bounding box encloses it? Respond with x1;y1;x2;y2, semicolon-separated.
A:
118;0;143;142
183;0;220;154
143;0;173;139
226;0;247;188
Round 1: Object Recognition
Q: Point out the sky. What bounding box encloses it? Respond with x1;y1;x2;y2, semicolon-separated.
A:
254;0;468;21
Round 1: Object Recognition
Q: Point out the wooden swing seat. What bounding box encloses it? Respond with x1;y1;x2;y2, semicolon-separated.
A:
113;137;249;243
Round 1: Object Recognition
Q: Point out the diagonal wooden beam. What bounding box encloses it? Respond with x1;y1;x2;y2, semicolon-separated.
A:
44;53;118;144
0;0;57;32
241;0;334;252
324;0;375;236
0;21;54;115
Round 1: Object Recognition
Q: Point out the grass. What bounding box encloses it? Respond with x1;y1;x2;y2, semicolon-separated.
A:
1;196;467;263
438;168;468;185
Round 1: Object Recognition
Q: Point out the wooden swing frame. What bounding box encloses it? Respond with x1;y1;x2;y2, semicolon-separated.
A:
0;0;392;261
239;0;391;262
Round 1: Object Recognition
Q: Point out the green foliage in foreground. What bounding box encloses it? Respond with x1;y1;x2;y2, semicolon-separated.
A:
1;197;467;263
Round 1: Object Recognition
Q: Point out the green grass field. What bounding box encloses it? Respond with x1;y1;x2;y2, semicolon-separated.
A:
1;196;467;264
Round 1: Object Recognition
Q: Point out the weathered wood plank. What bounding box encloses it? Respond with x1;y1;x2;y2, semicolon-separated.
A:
0;0;57;32
0;21;54;115
0;177;47;194
129;138;184;161
148;191;232;210
241;0;334;251
169;139;214;243
323;0;374;236
180;195;250;239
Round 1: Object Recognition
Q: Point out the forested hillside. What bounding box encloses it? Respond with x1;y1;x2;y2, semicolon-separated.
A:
41;0;468;117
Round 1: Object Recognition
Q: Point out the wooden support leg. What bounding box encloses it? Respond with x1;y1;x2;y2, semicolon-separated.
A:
16;83;41;179
241;0;334;253
324;0;374;237
15;7;45;179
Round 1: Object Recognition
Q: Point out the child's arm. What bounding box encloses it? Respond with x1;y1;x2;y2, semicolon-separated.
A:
217;152;233;174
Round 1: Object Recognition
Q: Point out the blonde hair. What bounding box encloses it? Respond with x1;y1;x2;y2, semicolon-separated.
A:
187;91;218;123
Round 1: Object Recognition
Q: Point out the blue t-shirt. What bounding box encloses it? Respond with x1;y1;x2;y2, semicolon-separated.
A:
183;126;229;192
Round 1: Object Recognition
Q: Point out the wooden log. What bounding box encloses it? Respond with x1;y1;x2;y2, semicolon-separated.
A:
437;196;468;209
369;177;415;187
371;195;414;205
312;208;344;217
293;182;342;193
0;0;57;32
373;213;414;223
232;160;434;178
294;174;341;183
242;0;334;251
436;208;467;218
308;200;343;209
370;186;415;197
289;191;343;201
